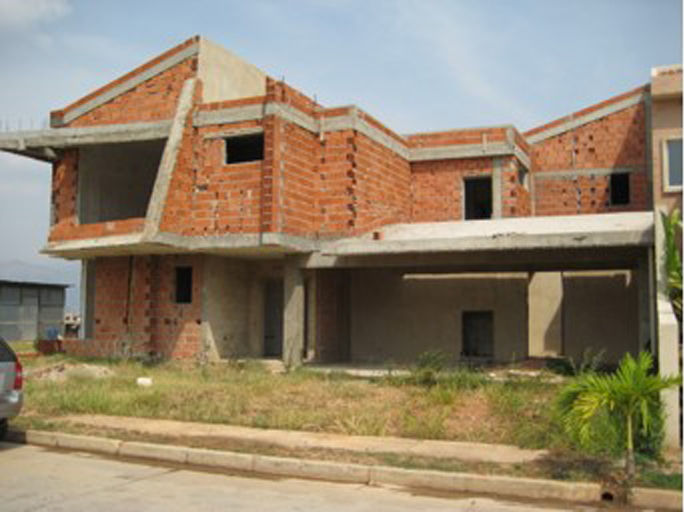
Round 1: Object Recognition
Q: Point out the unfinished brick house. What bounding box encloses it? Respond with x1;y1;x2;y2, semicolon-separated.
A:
0;37;678;380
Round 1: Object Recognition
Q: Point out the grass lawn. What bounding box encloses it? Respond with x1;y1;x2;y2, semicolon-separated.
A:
14;354;682;490
20;355;563;446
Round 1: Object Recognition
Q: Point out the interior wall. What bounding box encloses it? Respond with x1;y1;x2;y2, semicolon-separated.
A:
349;269;528;364
561;270;639;365
78;139;165;223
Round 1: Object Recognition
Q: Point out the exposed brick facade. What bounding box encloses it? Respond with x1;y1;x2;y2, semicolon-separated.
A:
528;95;649;216
37;38;659;361
66;255;204;360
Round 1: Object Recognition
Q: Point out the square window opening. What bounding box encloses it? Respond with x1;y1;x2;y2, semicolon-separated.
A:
225;133;264;164
175;267;193;304
665;138;683;191
610;173;630;206
464;177;492;220
462;310;494;358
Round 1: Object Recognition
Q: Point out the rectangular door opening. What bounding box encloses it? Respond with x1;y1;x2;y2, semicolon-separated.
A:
462;310;494;359
464;176;492;220
263;280;284;358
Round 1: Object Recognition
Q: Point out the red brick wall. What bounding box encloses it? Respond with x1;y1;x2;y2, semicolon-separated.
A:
151;255;203;359
49;149;78;240
502;158;532;217
410;157;493;222
64;255;204;359
529;101;649;215
317;130;356;236
164;119;265;236
407;127;508;148
52;37;199;127
351;131;411;233
280;121;319;235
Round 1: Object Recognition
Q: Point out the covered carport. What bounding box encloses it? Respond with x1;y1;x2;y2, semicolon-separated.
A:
300;212;654;367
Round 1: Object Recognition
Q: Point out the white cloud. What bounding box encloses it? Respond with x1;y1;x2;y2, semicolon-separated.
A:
0;0;71;31
393;1;541;128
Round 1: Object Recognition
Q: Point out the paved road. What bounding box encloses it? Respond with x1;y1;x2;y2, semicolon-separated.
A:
0;442;626;511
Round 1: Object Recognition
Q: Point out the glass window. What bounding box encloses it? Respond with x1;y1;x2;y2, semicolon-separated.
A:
665;138;682;190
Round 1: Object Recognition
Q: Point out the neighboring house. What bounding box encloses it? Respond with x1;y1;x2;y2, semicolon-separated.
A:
0;279;67;341
0;37;679;442
650;65;683;448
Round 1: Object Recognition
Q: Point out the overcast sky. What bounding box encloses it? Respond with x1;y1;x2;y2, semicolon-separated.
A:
0;0;681;310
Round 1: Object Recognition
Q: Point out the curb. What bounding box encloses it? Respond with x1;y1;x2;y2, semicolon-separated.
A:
7;429;682;509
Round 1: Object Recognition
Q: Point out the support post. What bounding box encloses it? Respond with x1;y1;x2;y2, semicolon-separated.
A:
283;256;305;367
657;297;681;448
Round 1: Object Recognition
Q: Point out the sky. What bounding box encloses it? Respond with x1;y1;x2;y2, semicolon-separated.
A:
0;0;681;311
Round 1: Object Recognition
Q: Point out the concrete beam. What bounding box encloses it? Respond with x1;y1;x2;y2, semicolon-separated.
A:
527;92;646;144
0;121;171;155
532;166;641;181
57;42;200;126
192;101;534;166
410;142;514;162
193;104;264;126
282;257;305;367
143;78;197;239
301;246;647;271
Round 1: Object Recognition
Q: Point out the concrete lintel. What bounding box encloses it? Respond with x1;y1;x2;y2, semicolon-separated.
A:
527;92;646;144
264;103;318;133
202;127;264;139
193;104;264;126
532;166;641;181
0;121;171;153
143;78;197;239
59;43;200;126
409;142;514;162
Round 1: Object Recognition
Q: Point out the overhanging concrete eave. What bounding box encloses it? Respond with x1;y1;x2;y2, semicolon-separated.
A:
41;231;320;260
0;121;172;163
320;212;655;258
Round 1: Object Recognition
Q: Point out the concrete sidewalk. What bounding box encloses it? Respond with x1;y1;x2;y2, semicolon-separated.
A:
61;414;546;465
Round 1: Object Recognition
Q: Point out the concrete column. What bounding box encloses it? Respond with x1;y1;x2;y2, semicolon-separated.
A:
635;252;653;353
657;297;681;448
80;259;95;339
305;271;317;361
528;272;563;357
492;158;502;219
283;257;305;367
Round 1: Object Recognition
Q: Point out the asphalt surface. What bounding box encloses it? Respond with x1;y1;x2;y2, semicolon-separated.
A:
0;442;631;511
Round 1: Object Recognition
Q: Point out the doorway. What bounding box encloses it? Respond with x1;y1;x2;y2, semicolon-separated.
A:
464;176;492;220
263;280;284;357
462;310;494;359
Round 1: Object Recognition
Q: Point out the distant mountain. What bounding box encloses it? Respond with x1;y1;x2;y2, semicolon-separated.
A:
0;259;80;312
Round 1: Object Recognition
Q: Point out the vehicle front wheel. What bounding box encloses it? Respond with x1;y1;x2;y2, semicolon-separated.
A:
0;419;7;441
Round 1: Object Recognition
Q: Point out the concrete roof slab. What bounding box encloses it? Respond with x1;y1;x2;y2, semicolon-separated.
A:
323;212;654;256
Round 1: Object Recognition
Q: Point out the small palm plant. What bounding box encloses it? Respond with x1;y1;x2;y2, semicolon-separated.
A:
661;208;682;322
557;351;680;479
